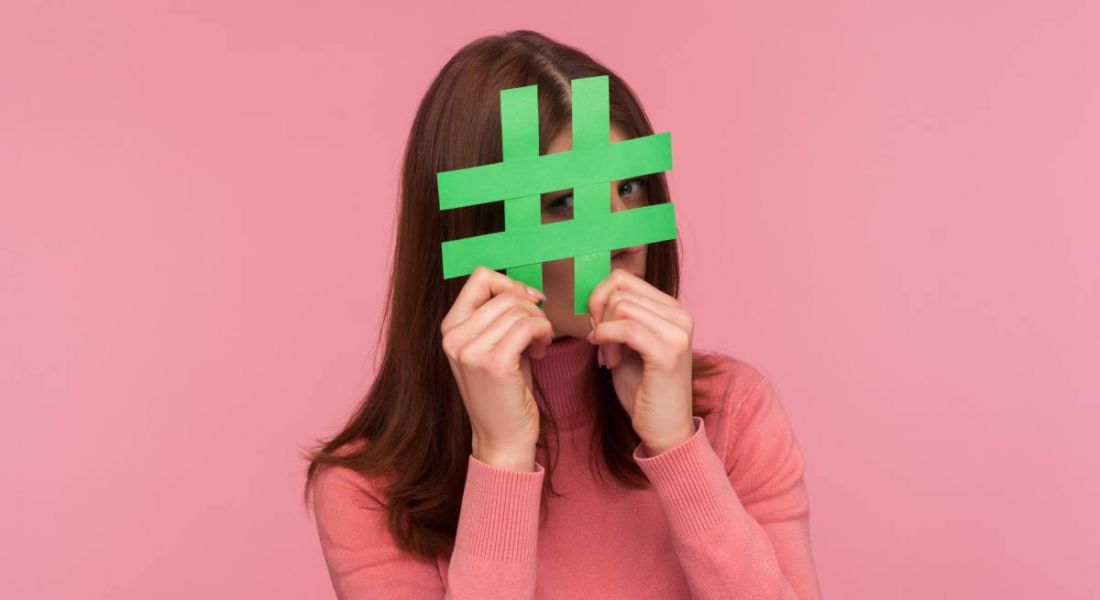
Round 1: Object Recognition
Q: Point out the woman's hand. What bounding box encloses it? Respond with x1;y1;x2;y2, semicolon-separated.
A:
441;267;553;472
587;268;696;456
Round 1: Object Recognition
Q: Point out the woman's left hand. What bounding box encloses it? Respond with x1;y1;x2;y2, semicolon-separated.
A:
586;268;696;456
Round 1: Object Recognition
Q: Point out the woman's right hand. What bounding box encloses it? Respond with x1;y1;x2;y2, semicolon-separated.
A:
440;266;553;472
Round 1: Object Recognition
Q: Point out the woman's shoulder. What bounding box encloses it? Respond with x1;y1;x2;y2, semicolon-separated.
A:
692;348;774;413
691;349;787;456
311;438;389;511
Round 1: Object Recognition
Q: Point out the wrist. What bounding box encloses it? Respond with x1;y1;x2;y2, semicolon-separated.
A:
641;421;697;457
472;443;537;472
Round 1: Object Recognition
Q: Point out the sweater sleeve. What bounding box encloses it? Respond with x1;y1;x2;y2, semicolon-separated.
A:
311;455;546;599
631;374;822;600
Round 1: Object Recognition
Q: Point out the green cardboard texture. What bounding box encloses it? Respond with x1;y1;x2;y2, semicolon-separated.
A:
436;75;678;315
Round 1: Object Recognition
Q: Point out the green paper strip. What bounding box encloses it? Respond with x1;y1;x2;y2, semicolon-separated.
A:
500;84;543;291
438;133;672;210
569;76;613;314
436;75;678;314
441;204;677;280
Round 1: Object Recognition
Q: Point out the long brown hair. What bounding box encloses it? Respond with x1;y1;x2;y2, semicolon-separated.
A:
302;29;724;562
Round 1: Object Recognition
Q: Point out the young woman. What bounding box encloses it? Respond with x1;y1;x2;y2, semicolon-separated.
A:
303;30;822;599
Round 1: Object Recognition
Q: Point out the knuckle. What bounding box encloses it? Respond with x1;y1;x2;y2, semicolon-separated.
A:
472;266;493;284
609;300;627;320
456;346;480;369
512;316;535;336
622;321;639;337
620;297;638;313
522;316;548;338
506;290;529;306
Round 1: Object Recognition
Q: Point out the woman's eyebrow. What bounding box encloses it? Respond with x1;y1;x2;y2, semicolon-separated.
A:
610;177;644;190
540;188;573;201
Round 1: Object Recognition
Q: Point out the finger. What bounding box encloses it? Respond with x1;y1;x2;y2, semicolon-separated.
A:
588;269;673;370
598;296;686;369
461;305;541;362
589;319;670;370
594;286;684;370
494;316;554;369
445;291;547;355
587;267;676;325
603;289;692;334
443;266;545;336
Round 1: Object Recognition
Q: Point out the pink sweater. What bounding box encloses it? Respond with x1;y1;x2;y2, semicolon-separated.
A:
311;335;822;599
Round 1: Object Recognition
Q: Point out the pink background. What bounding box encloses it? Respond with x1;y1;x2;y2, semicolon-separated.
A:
2;1;1097;598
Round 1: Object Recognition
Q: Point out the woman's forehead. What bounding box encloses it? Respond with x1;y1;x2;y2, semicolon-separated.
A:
544;123;629;154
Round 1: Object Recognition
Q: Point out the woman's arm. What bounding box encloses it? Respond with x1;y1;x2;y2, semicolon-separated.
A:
632;373;822;600
311;455;545;599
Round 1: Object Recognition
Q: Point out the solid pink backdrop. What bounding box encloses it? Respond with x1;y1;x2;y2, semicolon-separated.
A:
2;1;1097;598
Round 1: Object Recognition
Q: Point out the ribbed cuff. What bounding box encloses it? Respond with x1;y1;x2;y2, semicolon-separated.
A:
632;416;741;540
453;455;546;562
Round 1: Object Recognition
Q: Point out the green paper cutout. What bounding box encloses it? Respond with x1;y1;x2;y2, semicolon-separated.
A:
436;75;678;314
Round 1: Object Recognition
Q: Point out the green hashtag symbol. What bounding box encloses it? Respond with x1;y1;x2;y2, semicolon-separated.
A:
436;75;677;315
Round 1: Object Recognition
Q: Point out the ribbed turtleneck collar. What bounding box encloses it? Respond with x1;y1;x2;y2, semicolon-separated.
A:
529;334;603;429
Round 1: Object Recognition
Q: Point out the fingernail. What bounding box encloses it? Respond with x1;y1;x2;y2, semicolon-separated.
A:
526;286;547;301
597;347;605;368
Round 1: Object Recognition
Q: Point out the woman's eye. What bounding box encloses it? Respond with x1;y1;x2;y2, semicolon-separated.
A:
544;179;645;215
618;178;648;200
549;194;573;211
